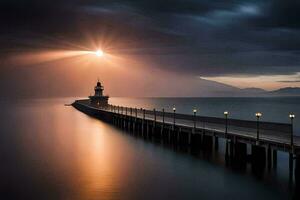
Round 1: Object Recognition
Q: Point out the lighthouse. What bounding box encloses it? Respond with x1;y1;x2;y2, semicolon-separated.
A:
94;81;103;96
89;80;109;107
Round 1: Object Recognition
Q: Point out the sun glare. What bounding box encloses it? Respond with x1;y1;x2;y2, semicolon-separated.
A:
95;49;104;57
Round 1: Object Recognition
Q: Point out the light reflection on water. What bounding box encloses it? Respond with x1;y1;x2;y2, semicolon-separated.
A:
0;97;299;199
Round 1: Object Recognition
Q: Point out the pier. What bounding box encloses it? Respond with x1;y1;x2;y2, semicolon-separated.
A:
72;99;300;185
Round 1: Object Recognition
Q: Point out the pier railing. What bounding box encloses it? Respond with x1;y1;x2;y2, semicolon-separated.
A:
75;100;297;147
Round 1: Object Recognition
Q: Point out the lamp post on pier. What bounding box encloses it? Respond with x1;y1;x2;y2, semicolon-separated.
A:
255;112;262;142
224;111;229;138
193;109;197;130
289;113;295;147
173;107;176;129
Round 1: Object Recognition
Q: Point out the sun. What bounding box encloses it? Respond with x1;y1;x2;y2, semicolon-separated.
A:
95;49;104;57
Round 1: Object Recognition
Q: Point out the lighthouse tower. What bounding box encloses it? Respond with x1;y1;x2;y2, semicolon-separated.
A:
94;81;104;96
89;80;109;107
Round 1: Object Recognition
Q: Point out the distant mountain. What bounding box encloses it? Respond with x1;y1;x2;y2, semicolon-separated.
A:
237;87;300;97
208;79;300;97
241;87;266;93
199;78;300;97
240;87;266;95
268;87;300;96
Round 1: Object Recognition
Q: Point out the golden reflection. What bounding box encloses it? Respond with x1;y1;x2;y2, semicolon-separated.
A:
71;113;135;199
18;102;137;199
74;121;117;199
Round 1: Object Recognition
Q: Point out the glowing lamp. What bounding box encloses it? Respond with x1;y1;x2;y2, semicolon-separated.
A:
255;112;262;118
289;114;295;119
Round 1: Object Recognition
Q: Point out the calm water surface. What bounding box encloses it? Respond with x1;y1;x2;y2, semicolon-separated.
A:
1;97;299;200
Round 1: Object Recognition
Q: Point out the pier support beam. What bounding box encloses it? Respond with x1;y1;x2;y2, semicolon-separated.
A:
251;145;266;177
141;121;145;137
146;122;149;139
267;147;272;170
272;150;277;169
233;142;247;169
289;153;294;186
168;128;172;143
230;140;234;158
214;136;219;150
188;132;192;145
251;145;266;162
235;142;247;160
225;140;230;163
177;128;181;144
202;135;213;150
133;122;136;133
295;155;300;198
160;125;164;140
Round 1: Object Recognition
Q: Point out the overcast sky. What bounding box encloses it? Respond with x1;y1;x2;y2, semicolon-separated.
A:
0;0;300;98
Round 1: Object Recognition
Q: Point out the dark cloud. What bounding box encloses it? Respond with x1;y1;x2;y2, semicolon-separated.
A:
0;0;300;77
251;0;300;29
